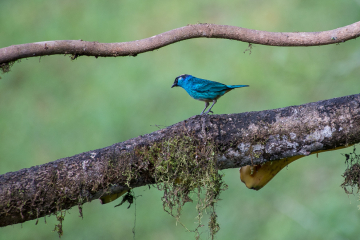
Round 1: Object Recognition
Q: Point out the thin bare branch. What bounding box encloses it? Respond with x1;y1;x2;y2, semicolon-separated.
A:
1;22;360;64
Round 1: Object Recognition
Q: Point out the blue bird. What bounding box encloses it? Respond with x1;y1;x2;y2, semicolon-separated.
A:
171;74;249;114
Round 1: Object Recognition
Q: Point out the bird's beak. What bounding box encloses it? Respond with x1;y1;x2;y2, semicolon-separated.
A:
171;83;177;88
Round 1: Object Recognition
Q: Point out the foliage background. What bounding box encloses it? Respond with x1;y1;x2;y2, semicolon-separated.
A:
1;0;360;239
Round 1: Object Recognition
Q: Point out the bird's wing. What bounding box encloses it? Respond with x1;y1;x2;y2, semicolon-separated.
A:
191;80;228;93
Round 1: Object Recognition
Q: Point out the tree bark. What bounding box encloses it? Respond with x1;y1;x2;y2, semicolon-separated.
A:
1;93;360;227
1;22;360;65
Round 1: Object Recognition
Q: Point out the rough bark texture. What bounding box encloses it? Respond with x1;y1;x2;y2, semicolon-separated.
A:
1;93;360;227
1;22;360;65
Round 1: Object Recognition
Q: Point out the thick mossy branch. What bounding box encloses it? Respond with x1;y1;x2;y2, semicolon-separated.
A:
1;93;360;227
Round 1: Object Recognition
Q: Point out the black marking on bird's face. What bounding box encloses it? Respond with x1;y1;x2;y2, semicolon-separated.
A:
171;74;189;88
171;78;178;88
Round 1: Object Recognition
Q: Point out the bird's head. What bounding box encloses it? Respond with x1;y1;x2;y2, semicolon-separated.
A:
171;74;191;88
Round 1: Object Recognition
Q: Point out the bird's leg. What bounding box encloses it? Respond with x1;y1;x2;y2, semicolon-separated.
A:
200;102;209;115
205;100;217;114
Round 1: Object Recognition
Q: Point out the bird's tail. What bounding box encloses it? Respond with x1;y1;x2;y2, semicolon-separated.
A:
227;85;249;89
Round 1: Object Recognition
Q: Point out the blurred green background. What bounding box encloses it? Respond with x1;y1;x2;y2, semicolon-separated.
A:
1;0;360;239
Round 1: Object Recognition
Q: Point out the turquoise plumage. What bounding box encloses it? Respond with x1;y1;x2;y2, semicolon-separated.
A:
171;74;249;114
